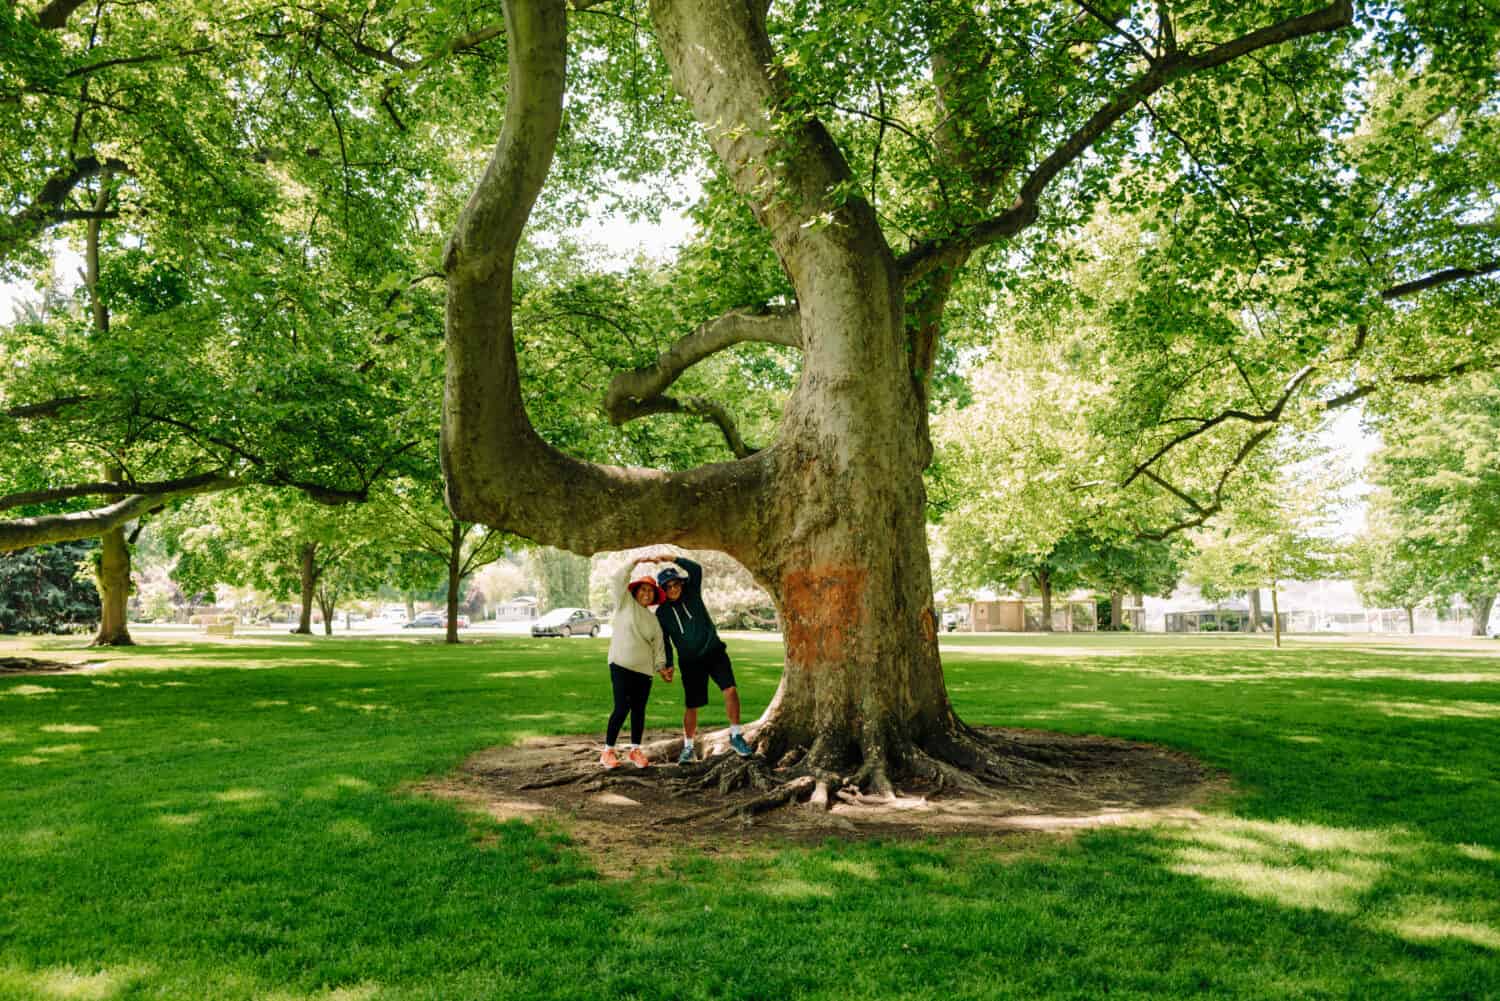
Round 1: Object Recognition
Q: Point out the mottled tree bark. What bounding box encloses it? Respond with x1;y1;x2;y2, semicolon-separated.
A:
1109;591;1123;631
441;0;1354;791
1248;588;1263;632
91;522;135;646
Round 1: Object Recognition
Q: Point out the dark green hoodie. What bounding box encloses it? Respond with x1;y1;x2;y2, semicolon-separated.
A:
654;557;726;667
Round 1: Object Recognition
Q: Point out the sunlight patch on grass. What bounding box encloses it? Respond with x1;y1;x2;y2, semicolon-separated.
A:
0;727;16;743
328;818;373;843
0;963;151;1000
158;812;203;827
1365;699;1500;720
1387;901;1500;950
753;877;835;900
18;827;67;855
332;701;392;713
252;699;290;708
303;775;374;800
825;859;880;880
1161;816;1407;914
33;743;84;755
41;724;101;734
89;680;122;688
1351;670;1500;683
1457;844;1497;862
484;670;557;679
4;684;58;696
213;787;268;803
1283;734;1323;743
261;984;381;1001
12;755;47;765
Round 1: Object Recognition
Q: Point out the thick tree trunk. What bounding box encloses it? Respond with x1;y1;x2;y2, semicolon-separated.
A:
1248;588;1262;632
405;594;417;622
1405;605;1416;634
294;543;317;635
445;522;463;645
441;0;1030;793
1469;593;1495;637
91;523;134;646
1109;591;1122;631
1037;571;1054;632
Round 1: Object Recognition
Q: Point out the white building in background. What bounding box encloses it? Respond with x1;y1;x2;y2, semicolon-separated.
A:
1145;581;1494;635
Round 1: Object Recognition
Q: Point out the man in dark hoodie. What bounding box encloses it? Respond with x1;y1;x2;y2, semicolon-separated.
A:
650;554;753;762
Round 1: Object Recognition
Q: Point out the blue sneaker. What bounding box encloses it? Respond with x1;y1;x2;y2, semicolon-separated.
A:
728;733;753;757
678;742;695;764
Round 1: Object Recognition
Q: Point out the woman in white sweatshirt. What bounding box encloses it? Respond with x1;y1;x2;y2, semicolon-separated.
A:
601;561;673;769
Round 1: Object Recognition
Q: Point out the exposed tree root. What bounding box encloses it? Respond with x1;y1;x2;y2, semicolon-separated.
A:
498;720;1152;830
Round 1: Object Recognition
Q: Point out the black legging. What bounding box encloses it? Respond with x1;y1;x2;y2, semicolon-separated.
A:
606;664;653;746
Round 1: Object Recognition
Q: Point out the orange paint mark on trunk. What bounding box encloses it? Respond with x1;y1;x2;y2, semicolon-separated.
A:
782;566;868;668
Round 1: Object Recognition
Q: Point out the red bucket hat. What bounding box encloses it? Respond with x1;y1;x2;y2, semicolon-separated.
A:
628;576;664;605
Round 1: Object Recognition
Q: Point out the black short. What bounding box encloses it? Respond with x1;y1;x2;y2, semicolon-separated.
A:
679;649;736;710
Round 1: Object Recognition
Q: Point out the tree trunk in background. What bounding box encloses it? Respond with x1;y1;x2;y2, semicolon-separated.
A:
405;594;417;622
1469;593;1495;637
1405;606;1416;634
1248;588;1262;633
1037;571;1054;632
1109;591;1122;631
1271;583;1282;649
294;543;318;634
316;586;335;636
445;521;463;645
91;522;134;646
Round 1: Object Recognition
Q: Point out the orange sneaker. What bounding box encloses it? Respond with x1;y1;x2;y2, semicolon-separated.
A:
600;747;620;769
627;747;649;769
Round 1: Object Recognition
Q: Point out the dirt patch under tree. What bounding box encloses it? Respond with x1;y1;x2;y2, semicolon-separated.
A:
420;727;1221;874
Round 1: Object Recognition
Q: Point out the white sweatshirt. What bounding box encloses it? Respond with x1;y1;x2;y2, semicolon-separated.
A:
607;563;667;677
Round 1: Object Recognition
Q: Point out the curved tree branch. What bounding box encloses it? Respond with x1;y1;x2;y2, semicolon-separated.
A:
1381;259;1500;300
899;1;1355;284
0;155;131;260
441;0;773;558
610;394;758;459
4;395;95;419
602;305;800;424
1124;364;1314;488
0;471;234;512
0;477;236;552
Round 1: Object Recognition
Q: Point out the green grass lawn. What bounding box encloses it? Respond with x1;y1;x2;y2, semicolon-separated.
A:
2;628;1498;1000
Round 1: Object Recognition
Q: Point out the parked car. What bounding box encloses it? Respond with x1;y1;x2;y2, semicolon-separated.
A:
531;607;600;638
403;611;470;629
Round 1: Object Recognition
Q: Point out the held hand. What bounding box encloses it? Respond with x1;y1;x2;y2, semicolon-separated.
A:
659;667;674;683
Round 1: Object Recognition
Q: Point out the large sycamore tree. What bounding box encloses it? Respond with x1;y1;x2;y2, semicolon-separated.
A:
438;0;1500;793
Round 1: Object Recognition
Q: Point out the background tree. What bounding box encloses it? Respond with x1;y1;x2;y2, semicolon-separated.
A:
1349;501;1437;634
0;540;99;635
161;490;370;633
525;547;592;613
1187;457;1347;646
1365;374;1500;635
373;478;509;643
